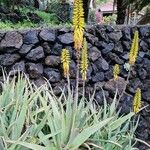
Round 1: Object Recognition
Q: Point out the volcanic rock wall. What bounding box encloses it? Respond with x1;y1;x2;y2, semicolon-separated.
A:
0;25;150;149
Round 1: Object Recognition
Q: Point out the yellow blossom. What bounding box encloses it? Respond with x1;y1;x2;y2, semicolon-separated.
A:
113;64;120;80
73;0;85;50
61;49;70;77
80;38;88;80
133;88;142;113
129;31;139;65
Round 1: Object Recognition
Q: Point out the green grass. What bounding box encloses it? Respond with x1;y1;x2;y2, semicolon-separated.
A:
0;20;72;31
0;7;71;30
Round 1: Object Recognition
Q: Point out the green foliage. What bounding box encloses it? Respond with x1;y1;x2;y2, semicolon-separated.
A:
124;0;150;12
35;10;59;24
0;73;139;149
103;14;117;25
0;21;37;30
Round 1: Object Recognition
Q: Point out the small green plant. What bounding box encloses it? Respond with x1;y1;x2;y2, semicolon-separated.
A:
103;14;117;25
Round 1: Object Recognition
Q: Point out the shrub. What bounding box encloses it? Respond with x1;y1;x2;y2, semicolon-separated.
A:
0;73;138;150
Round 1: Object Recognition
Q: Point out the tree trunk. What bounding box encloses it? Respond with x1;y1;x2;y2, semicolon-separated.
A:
83;0;90;23
34;0;40;9
116;0;127;24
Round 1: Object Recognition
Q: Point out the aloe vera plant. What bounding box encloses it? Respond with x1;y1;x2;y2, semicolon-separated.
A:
0;73;140;150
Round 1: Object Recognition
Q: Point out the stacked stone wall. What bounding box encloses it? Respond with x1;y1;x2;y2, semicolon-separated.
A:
0;25;150;149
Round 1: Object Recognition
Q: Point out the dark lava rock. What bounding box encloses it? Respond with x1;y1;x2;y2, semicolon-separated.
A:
104;77;126;95
89;47;101;62
142;79;150;91
23;30;39;44
122;41;131;51
143;58;150;78
95;90;109;105
108;52;124;64
0;54;20;66
3;48;18;53
100;58;109;71
85;86;94;96
34;77;46;87
127;78;143;94
0;33;4;41
145;51;150;63
65;46;73;58
50;43;63;56
85;27;96;35
129;66;137;79
119;92;133;114
39;29;56;42
94;57;109;72
96;27;109;42
140;40;149;52
106;25;114;33
70;79;76;88
25;46;45;61
94;82;105;90
136;56;143;64
138;68;147;80
0;32;23;49
87;64;92;80
139;26;150;37
95;41;107;49
53;81;67;95
87;42;92;49
113;42;123;54
136;116;149;142
101;43;114;54
59;27;71;34
19;44;33;55
11;61;25;72
69;60;76;78
42;42;51;54
108;31;122;41
139;51;145;58
121;53;129;60
44;68;61;83
45;55;60;67
92;72;105;83
104;69;113;80
26;63;43;79
142;89;150;102
122;27;131;41
58;33;73;45
85;33;98;45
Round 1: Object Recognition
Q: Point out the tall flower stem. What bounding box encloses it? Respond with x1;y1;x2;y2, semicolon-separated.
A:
75;50;80;106
118;66;132;101
82;80;85;100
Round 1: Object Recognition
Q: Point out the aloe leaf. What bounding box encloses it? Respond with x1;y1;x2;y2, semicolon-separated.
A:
6;140;46;150
109;112;135;131
66;117;113;149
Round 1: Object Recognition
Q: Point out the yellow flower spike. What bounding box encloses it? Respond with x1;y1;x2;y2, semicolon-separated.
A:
113;64;120;80
133;88;142;114
61;49;70;78
81;38;88;80
73;0;85;50
129;31;139;65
